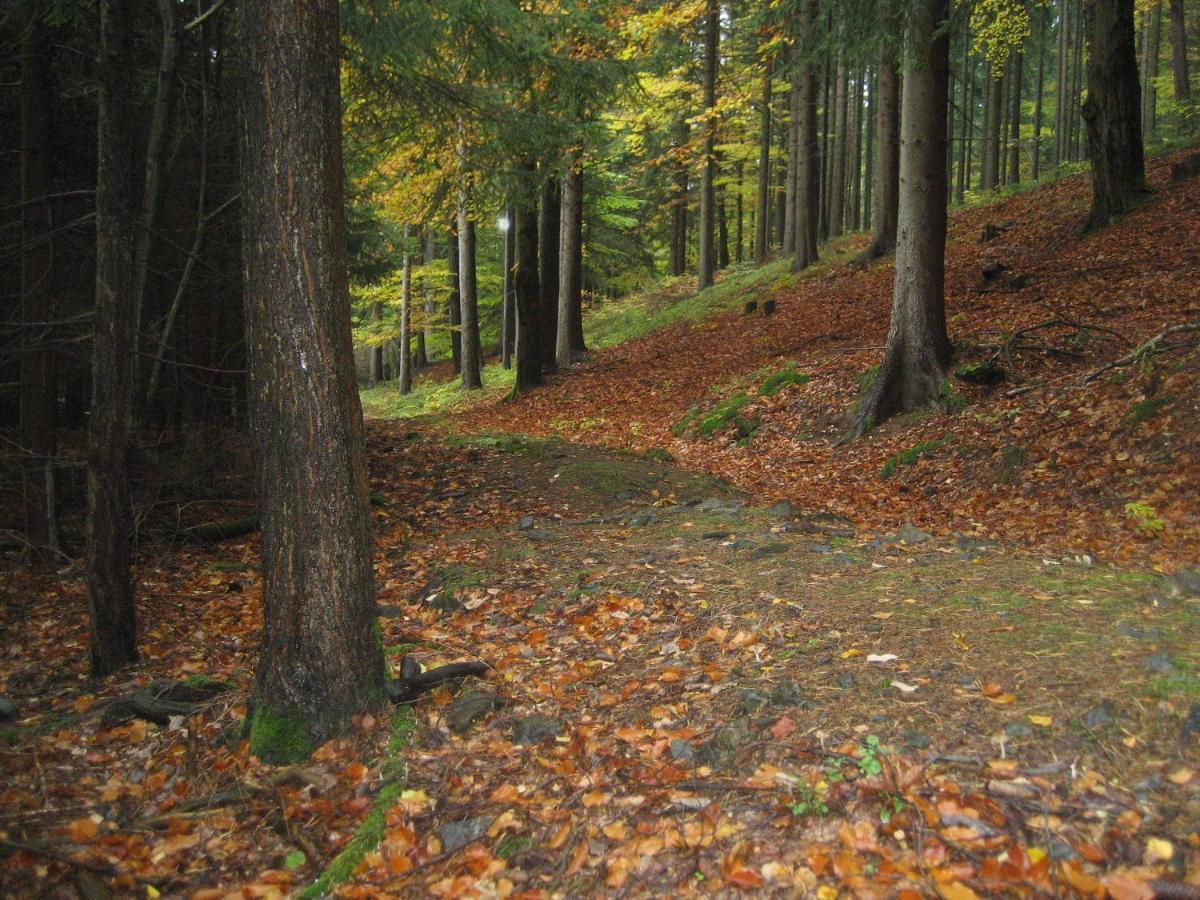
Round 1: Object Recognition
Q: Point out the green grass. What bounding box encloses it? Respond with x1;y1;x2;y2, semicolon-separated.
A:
757;364;811;397
361;363;515;420
880;437;951;479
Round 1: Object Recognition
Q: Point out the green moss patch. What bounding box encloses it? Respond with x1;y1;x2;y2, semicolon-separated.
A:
757;365;811;397
248;705;315;765
880;438;951;480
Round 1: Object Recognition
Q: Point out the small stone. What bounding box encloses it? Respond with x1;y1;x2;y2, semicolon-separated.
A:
441;817;491;853
749;542;789;559
524;529;554;542
1083;701;1116;730
703;530;734;540
900;730;931;750
1115;623;1165;641
670;739;695;761
738;688;773;714
810;543;833;554
955;535;997;552
770;680;805;707
835;673;856;690
1165;569;1200;598
697;497;727;511
0;698;15;722
429;594;463;615
627;510;659;527
448;693;505;734
1004;722;1033;739
1144;652;1176;675
767;501;794;518
1181;703;1200;743
512;715;563;746
896;524;933;544
731;539;757;551
1047;839;1078;862
696;719;752;767
518;515;534;530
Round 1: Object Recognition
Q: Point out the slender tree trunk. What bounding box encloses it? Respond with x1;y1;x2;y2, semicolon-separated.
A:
755;62;772;263
784;81;799;257
239;0;385;759
1168;0;1190;101
1071;4;1085;160
794;0;821;270
20;1;58;558
501;211;513;369
865;66;876;226
982;62;1003;190
858;34;900;263
1008;50;1024;185
447;230;461;374
851;0;952;437
88;0;140;677
514;159;542;394
735;160;745;263
418;229;435;367
398;227;413;394
457;197;482;389
1033;14;1046;179
958;29;974;200
1140;2;1161;137
851;69;865;231
556;148;583;369
830;58;849;236
538;173;560;371
697;0;718;289
717;186;730;269
1082;0;1148;229
369;304;383;385
820;45;832;241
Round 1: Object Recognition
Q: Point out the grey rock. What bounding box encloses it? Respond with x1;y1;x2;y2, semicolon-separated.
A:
670;739;695;762
749;542;789;559
770;680;805;707
1144;652;1176;674
698;496;727;511
767;501;794;518
900;730;931;750
429;594;463;615
1182;703;1200;742
896;524;933;544
696;719;753;768
627;510;659;527
1004;722;1033;739
835;673;856;690
731;539;757;551
512;715;563;745
448;693;505;734
441;817;491;853
1115;623;1165;641
1048;839;1078;862
1165;569;1200;598
955;535;998;552
0;697;15;722
518;515;534;530
524;529;555;542
1083;701;1116;730
738;688;773;714
810;543;833;554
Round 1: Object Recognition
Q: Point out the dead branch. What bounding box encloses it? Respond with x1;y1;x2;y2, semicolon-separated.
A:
1083;322;1200;383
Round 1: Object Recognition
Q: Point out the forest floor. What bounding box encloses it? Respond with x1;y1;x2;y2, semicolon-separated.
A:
3;150;1200;897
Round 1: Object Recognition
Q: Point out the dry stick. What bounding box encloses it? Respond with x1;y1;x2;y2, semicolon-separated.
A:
1083;321;1200;383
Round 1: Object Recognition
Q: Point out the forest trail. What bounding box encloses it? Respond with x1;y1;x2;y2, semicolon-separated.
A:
5;425;1198;896
449;151;1200;569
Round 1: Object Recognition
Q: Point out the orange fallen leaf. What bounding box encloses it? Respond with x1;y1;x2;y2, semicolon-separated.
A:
770;716;797;738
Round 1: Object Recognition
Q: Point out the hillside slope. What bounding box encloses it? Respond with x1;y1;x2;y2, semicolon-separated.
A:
448;152;1200;568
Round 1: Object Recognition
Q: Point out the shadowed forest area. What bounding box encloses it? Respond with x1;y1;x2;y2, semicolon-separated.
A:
2;0;1200;897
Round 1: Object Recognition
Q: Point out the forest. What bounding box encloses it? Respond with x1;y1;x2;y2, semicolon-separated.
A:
1;0;1199;896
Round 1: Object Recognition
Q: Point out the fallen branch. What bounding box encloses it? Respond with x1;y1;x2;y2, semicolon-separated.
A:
385;656;491;704
1083;322;1200;383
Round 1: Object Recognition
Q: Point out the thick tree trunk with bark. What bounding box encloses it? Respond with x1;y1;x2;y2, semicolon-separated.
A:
538;175;560;371
851;0;953;438
784;81;799;257
556;150;584;369
1082;0;1147;230
697;0;718;289
21;1;58;558
513;160;543;395
1008;51;1024;185
88;0;140;677
982;63;1003;191
1168;0;1190;101
755;63;772;264
857;37;900;263
239;0;386;761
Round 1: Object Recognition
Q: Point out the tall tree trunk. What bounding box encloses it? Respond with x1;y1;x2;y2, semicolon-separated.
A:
447;230;461;374
556;149;583;369
830;58;849;236
858;36;901;263
697;0;718;289
1140;1;1162;137
1008;50;1024;185
717;186;730;269
538;174;560;371
418;229;435;367
784;81;799;256
88;0;140;677
982;62;1003;190
398;227;413;394
1168;0;1190;101
239;0;386;761
958;27;974;200
754;62;772;263
501;211;514;369
1071;3;1085;160
514;160;543;394
369;304;383;385
864;66;876;225
734;160;745;263
1033;13;1046;179
20;0;58;558
851;69;865;231
457;201;482;389
794;0;821;271
671;118;689;275
1082;0;1147;229
851;0;952;437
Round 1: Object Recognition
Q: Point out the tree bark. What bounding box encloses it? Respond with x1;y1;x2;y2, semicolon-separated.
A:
457;205;482;389
20;0;58;558
88;0;140;677
1033;12;1046;180
556;149;584;369
501;212;515;367
1008;51;1024;185
734;160;745;263
239;0;386;760
794;0;821;271
513;160;543;395
398;227;413;395
447;230;461;374
1168;0;1190;101
538;174;560;371
418;229;435;367
784;81;799;257
851;0;953;437
982;62;1003;191
1082;0;1147;230
697;0;718;289
755;62;772;264
858;35;900;263
1140;2;1161;137
830;58;849;236
1056;0;1069;165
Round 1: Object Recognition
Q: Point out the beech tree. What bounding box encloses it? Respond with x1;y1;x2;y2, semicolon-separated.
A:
851;0;953;437
1081;0;1147;229
239;0;386;762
